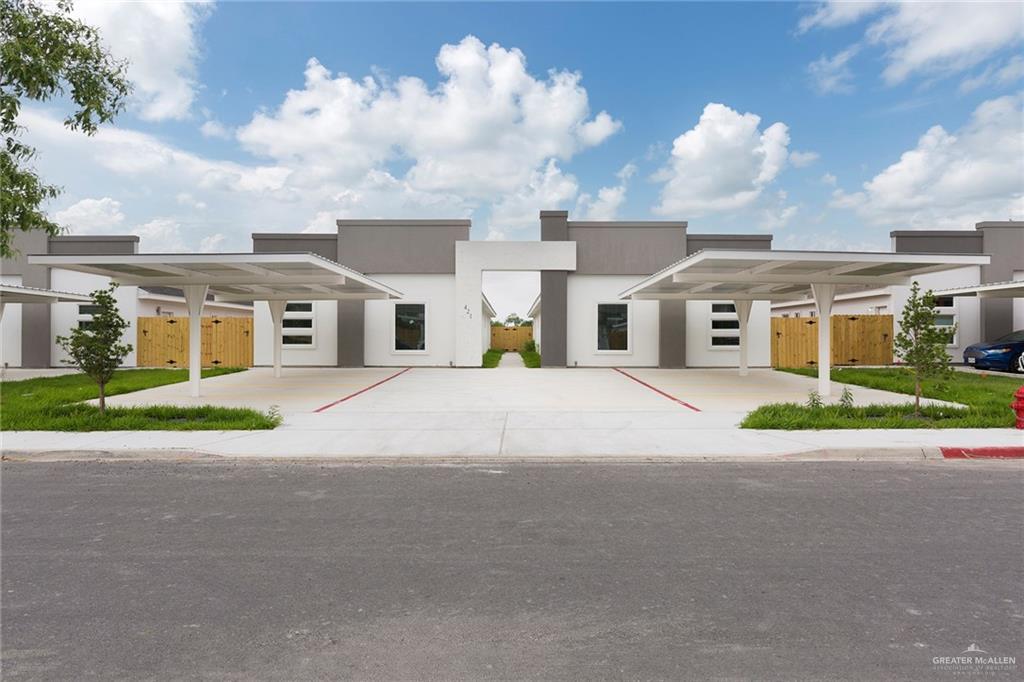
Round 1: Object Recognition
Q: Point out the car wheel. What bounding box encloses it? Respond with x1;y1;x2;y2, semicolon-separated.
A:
1014;353;1024;374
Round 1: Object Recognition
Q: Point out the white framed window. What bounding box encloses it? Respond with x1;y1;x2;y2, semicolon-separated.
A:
596;302;630;353
282;301;315;348
933;295;957;347
708;302;740;350
76;303;101;330
393;302;427;353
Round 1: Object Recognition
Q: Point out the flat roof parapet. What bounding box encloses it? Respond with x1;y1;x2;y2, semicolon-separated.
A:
335;219;472;227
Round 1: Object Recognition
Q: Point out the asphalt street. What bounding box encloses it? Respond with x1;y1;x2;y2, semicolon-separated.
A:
2;460;1022;680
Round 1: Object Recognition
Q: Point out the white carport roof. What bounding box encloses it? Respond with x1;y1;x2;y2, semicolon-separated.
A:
0;283;92;305
620;249;991;397
620;249;990;302
935;280;1024;299
27;252;402;301
26;252;403;397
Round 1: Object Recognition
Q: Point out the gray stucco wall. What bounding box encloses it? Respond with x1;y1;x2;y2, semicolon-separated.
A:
977;222;1024;339
567;223;688;275
658;300;687;369
891;222;1023;339
686;234;773;255
336;220;469;275
251;234;338;260
1;232;138;367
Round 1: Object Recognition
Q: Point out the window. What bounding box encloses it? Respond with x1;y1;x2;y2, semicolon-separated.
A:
395;303;426;351
282;301;315;348
933;298;957;346
597;303;629;351
709;301;740;349
77;304;98;331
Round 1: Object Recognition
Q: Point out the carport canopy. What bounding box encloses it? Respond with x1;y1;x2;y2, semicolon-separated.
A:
620;249;991;397
0;283;92;309
935;280;1024;299
28;253;403;396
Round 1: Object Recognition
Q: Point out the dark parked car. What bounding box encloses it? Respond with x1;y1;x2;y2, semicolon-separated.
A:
963;330;1024;373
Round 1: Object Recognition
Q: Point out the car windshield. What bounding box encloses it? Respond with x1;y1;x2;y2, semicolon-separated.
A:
993;330;1024;343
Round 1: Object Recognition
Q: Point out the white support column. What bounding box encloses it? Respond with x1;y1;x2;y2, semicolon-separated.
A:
811;283;836;398
733;299;753;377
182;285;208;398
267;300;286;378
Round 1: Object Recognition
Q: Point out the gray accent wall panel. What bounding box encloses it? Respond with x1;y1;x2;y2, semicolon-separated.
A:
890;231;984;255
658;300;686;368
336;221;469;274
252;234;338;261
540;271;567;367
47;235;139;255
686;234;772;256
977;222;1024;339
336;300;365;368
568;224;687;275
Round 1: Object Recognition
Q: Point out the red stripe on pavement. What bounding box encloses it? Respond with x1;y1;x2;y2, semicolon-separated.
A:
313;368;412;413
941;446;1024;459
612;367;701;412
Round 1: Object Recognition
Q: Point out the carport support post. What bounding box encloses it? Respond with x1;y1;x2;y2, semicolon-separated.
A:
268;300;286;378
811;283;836;398
183;285;208;398
733;300;753;377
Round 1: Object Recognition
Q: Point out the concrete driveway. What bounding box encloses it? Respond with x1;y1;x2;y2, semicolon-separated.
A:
83;366;968;458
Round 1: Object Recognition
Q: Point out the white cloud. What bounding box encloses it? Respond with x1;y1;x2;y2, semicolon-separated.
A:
135;218;188;252
199;120;231;139
73;1;212;121
821;172;838;186
808;46;859;94
488;160;578;240
652;103;790;218
176;193;207;210
799;2;1024;85
789;150;820;168
759;191;799;231
796;1;884;34
53;197;125;233
829;94;1024;228
576;163;636;221
199;233;226;252
236;35;620;199
959;55;1024;94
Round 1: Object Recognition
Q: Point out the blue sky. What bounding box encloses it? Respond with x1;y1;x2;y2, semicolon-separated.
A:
23;1;1024;317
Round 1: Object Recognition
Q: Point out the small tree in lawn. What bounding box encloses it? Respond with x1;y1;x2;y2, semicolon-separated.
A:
894;281;955;416
56;283;131;414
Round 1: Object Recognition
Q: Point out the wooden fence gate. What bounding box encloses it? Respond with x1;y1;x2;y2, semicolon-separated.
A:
137;316;253;368
771;315;893;368
491;325;533;352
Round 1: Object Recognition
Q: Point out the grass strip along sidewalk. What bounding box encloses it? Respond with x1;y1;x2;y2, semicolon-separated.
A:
482;348;504;368
742;367;1020;429
1;368;281;431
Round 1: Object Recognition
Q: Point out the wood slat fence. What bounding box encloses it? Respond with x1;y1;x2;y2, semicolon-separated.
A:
771;315;893;368
137;316;253;368
491;325;534;352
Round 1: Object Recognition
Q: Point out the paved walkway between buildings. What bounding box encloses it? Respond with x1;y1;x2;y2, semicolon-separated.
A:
497;352;525;368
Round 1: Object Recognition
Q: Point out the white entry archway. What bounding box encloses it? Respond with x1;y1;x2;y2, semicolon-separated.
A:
454;241;576;367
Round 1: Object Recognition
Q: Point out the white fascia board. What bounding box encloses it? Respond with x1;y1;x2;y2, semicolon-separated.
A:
936;280;1024;299
0;284;93;304
527;294;541;319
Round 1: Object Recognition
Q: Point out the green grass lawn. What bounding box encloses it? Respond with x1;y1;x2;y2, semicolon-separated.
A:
741;366;1021;429
519;349;541;368
1;368;281;431
482;348;504;368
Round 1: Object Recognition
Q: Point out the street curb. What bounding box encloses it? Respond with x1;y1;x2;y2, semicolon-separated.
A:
5;446;1021;464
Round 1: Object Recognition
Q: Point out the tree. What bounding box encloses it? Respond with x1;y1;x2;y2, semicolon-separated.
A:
504;313;522;327
1;0;130;257
56;283;132;413
894;281;956;416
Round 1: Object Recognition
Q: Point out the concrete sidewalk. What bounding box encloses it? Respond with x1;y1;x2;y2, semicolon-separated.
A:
3;425;1020;460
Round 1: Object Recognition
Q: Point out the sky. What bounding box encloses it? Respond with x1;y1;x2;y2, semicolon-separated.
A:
21;1;1024;319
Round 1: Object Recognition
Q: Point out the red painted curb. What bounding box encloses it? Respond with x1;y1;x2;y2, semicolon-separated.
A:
612;368;701;412
313;368;412;413
941;446;1024;459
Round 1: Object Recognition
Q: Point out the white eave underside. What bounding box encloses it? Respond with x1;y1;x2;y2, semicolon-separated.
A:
0;283;93;304
935;280;1024;299
620;249;991;302
26;252;403;302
